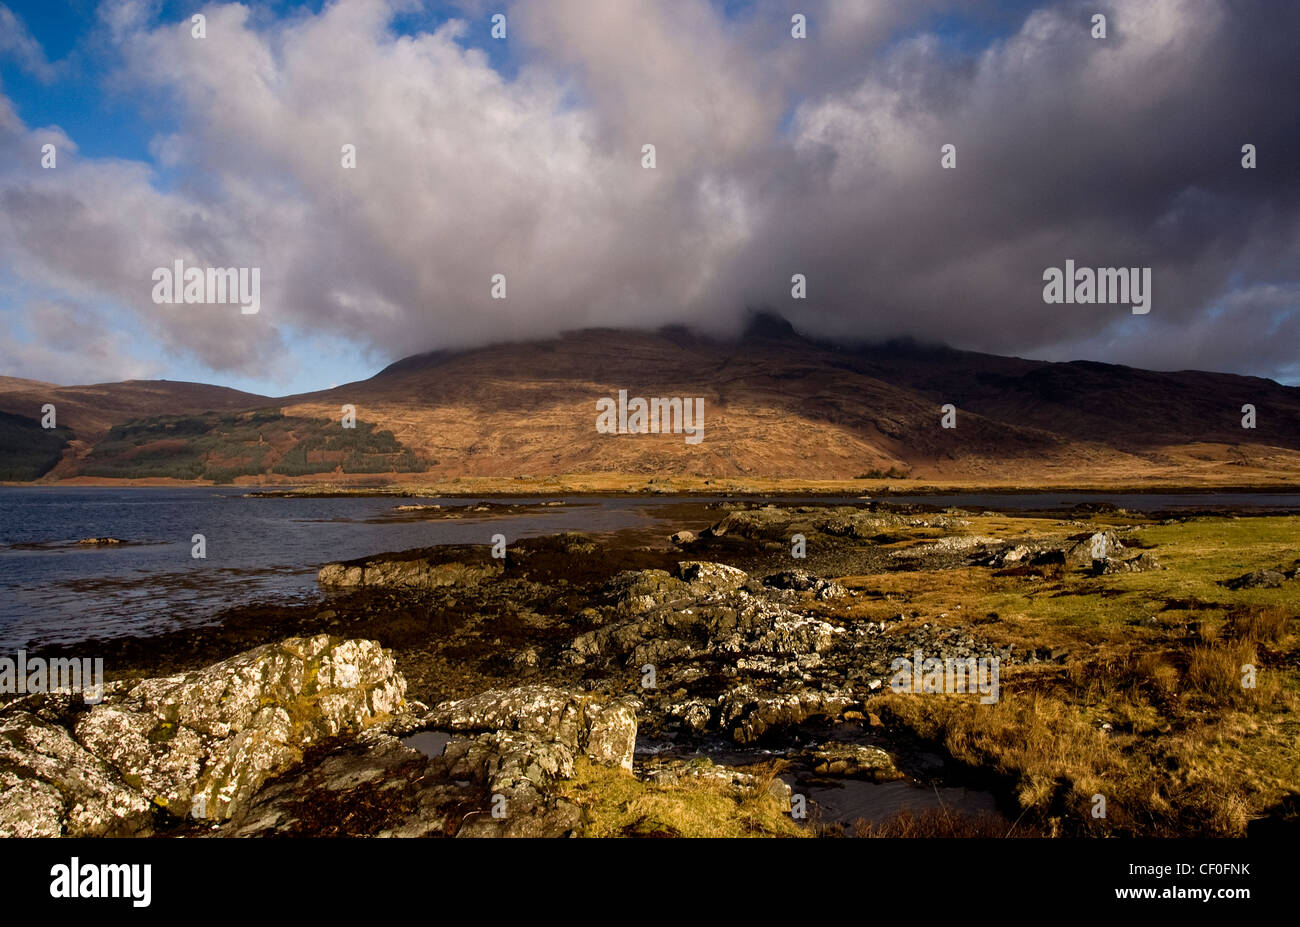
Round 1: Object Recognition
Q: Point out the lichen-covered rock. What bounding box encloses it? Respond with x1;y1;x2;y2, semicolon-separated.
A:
415;685;637;838
1064;530;1123;567
720;685;856;744
1101;550;1164;573
808;743;904;781
426;685;638;772
74;635;407;822
763;570;847;600
676;561;750;595
1223;569;1286;589
670;699;714;733
0;711;152;837
318;554;502;590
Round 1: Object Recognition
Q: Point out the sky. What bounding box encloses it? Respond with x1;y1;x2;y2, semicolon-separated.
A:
0;0;1297;395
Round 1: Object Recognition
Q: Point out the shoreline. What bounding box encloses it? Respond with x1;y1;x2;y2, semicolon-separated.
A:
4;477;1300;496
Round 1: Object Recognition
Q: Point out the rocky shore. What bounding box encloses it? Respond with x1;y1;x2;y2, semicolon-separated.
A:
3;501;1295;837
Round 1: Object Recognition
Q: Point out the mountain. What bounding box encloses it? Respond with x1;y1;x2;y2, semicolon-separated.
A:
3;316;1299;486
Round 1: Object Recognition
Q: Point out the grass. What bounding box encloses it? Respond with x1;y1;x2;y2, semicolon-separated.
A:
555;757;806;838
78;410;430;482
835;514;1300;836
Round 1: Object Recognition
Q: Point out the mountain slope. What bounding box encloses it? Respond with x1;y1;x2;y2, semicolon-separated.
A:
3;318;1299;484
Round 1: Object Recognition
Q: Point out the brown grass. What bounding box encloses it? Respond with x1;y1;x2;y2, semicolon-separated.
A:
855;807;1029;838
1226;606;1293;646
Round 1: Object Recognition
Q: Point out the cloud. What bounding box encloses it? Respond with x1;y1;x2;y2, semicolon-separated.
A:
0;299;159;384
0;0;1296;386
0;4;58;82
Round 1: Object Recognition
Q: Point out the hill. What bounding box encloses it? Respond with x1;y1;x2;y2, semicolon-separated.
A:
3;316;1298;486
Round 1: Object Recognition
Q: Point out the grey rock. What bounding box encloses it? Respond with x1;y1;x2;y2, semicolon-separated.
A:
75;635;408;822
0;711;152;837
1223;569;1286;589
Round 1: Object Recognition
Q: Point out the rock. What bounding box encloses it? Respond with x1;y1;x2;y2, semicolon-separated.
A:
815;580;848;600
764;570;819;591
219;730;456;837
809;743;904;781
1000;545;1031;565
1223;569;1286;590
0;711;153;837
670;530;698;546
752;614;844;656
512;647;539;669
226;685;635;839
764;570;847;599
1101;550;1164;573
676;561;750;595
76;537;123;545
1064;531;1122;567
318;552;502;590
74;635;408;822
425;685;637;772
608;569;692;613
416;686;636;838
672;700;713;733
720;685;855;744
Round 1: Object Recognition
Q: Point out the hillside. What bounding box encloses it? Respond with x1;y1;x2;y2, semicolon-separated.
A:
3;317;1299;486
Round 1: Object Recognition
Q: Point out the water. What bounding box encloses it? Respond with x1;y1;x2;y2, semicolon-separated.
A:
0;487;671;648
801;778;1004;833
2;486;1297;648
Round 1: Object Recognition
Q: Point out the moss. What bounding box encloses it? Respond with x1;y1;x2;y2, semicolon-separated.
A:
555;758;806;838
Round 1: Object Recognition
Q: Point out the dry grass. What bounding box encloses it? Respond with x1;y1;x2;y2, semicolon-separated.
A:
855;807;1028;838
1227;606;1293;646
555;758;806;838
843;516;1300;837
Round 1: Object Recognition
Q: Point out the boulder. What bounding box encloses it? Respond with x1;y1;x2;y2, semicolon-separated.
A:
416;686;638;838
763;570;847;599
1223;569;1287;590
425;685;637;773
74;635;407;822
720;684;855;744
318;554;501;590
0;712;152;837
676;561;750;596
1065;531;1123;567
809;743;905;781
1101;550;1164;573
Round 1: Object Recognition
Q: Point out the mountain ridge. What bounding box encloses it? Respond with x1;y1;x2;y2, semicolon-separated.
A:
3;318;1298;485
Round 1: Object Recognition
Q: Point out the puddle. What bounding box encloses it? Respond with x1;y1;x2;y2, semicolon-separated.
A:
799;778;1005;834
636;729;1006;833
401;730;452;758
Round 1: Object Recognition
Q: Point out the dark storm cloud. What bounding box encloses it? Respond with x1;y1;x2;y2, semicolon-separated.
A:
0;0;1296;382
